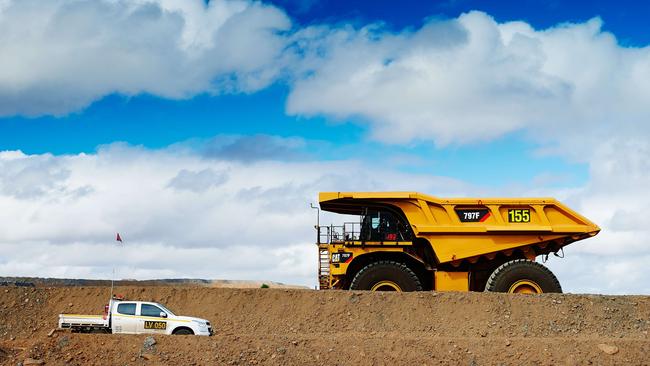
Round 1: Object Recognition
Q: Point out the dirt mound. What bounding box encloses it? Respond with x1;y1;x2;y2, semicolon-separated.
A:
1;286;649;365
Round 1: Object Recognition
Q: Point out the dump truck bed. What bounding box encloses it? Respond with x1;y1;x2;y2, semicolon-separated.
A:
319;192;600;265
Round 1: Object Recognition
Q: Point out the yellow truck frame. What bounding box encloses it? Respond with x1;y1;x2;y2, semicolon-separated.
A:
316;192;600;293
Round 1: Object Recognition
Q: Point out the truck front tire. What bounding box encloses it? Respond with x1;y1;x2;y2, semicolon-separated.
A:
172;327;194;335
485;259;562;293
350;260;422;292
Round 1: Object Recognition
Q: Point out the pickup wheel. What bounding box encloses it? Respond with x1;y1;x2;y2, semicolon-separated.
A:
485;259;562;294
172;327;194;335
350;260;422;292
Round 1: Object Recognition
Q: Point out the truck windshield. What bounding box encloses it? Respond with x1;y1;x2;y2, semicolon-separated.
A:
360;209;411;242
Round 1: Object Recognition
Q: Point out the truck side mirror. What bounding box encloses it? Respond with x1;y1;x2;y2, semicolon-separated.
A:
160;312;167;318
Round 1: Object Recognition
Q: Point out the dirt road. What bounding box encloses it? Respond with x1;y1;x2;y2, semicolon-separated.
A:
1;286;648;365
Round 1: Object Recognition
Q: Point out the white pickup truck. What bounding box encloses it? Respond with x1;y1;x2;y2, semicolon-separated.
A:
58;297;213;336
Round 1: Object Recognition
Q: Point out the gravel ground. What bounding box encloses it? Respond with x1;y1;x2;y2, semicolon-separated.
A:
1;286;649;365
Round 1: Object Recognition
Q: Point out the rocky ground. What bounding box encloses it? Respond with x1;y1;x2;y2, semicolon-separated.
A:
0;286;649;365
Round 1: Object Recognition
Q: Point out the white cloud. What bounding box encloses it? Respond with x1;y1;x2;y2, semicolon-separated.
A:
167;168;229;193
0;0;291;116
287;11;650;151
201;135;307;162
0;151;71;198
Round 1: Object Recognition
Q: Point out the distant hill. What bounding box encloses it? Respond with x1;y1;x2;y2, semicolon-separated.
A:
0;276;308;289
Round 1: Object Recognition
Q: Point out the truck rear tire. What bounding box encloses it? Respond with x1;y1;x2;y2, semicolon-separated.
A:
485;259;562;293
350;260;422;292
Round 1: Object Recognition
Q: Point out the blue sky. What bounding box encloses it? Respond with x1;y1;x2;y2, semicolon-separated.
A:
278;0;650;47
1;0;649;293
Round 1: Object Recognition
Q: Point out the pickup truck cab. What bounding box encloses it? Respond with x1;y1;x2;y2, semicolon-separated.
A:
59;297;212;336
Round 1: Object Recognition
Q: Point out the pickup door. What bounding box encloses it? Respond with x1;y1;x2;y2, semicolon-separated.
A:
112;302;139;334
137;303;169;334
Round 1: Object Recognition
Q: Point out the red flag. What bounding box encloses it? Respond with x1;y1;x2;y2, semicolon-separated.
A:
116;233;123;243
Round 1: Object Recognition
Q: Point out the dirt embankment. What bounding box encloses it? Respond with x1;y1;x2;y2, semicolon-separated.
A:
1;286;649;365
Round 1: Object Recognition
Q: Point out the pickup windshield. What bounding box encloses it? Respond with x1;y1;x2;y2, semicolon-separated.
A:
156;303;176;316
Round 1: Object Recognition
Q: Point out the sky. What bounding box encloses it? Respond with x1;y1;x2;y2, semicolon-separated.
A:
1;0;649;294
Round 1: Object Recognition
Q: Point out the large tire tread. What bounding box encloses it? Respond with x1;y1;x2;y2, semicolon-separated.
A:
350;260;423;291
485;259;562;293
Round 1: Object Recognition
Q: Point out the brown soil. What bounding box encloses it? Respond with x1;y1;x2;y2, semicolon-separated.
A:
1;286;648;365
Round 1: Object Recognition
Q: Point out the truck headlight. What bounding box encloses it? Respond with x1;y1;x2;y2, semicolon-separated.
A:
193;320;208;328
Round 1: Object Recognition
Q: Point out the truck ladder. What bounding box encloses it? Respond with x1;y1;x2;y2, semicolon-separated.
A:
318;244;330;289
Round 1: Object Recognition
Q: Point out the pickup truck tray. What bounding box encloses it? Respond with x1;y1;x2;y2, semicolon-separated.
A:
59;314;109;330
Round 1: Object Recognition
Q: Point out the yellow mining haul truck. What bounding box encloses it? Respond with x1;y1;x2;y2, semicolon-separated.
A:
316;192;600;293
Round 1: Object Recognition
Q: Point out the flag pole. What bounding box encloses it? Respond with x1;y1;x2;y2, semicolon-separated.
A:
110;267;115;299
112;233;124;299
